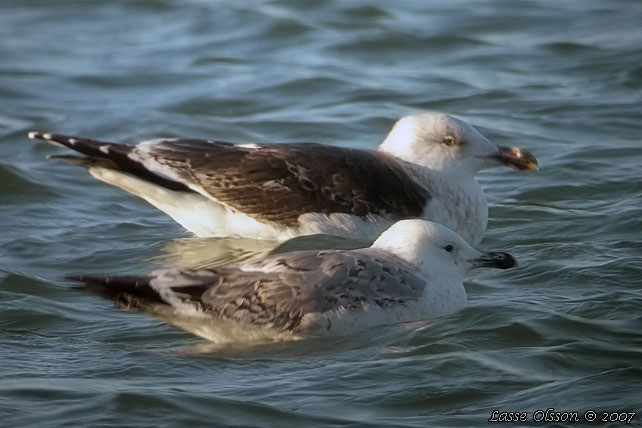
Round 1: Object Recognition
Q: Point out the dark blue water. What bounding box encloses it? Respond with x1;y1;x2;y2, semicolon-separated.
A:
1;1;641;427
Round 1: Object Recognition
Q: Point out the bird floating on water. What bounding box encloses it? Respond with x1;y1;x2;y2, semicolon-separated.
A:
66;220;518;341
30;113;538;245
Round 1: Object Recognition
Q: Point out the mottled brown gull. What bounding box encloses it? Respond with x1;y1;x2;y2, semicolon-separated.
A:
29;113;538;245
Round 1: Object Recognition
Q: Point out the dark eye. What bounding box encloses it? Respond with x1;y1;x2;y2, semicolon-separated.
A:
442;136;457;146
444;245;454;252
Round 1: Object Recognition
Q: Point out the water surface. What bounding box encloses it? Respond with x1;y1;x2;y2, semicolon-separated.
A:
1;1;641;426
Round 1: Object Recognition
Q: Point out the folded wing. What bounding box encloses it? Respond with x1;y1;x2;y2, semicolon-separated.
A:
34;133;430;226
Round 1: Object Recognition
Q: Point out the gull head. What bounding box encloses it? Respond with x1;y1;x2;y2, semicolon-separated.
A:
372;219;518;278
378;113;538;175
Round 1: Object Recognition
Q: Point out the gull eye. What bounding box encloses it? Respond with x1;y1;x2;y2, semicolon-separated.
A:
442;135;457;146
444;244;454;253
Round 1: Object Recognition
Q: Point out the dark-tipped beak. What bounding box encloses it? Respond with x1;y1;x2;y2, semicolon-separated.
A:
495;146;539;171
471;251;518;270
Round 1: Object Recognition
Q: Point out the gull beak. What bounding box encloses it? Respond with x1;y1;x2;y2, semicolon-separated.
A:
494;146;539;171
470;251;518;270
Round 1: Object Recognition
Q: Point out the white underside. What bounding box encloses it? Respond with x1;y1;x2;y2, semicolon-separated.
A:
88;167;395;241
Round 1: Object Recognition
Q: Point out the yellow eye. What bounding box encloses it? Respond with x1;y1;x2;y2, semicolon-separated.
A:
442;136;457;146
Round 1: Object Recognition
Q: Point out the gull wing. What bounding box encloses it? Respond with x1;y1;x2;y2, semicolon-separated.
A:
34;133;430;226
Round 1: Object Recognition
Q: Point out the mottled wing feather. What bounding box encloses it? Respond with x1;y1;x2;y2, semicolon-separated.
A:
151;249;425;331
139;140;431;226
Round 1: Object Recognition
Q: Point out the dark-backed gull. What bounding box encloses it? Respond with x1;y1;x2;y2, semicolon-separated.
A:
30;113;538;245
66;220;518;341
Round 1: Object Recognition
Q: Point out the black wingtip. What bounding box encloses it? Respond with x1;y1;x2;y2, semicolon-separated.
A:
33;132;193;192
28;131;72;143
63;273;164;306
64;274;110;293
28;131;131;158
28;131;88;151
28;131;44;140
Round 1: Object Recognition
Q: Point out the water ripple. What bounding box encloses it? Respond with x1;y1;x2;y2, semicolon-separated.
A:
2;0;642;426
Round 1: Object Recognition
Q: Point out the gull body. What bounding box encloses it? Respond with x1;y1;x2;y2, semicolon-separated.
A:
67;220;518;342
30;113;538;245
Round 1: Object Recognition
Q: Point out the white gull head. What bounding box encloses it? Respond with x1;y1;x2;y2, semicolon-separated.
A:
378;113;538;176
372;219;517;280
365;219;516;323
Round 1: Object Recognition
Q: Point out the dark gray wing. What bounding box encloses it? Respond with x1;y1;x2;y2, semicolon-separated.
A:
163;142;431;225
67;249;425;332
33;132;430;226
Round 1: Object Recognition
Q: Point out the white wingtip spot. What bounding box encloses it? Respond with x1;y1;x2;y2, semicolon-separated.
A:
68;138;78;145
43;133;53;140
28;131;38;139
99;145;110;154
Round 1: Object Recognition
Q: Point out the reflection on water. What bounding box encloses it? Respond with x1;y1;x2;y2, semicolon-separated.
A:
144;236;280;268
144;234;373;269
173;319;429;358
